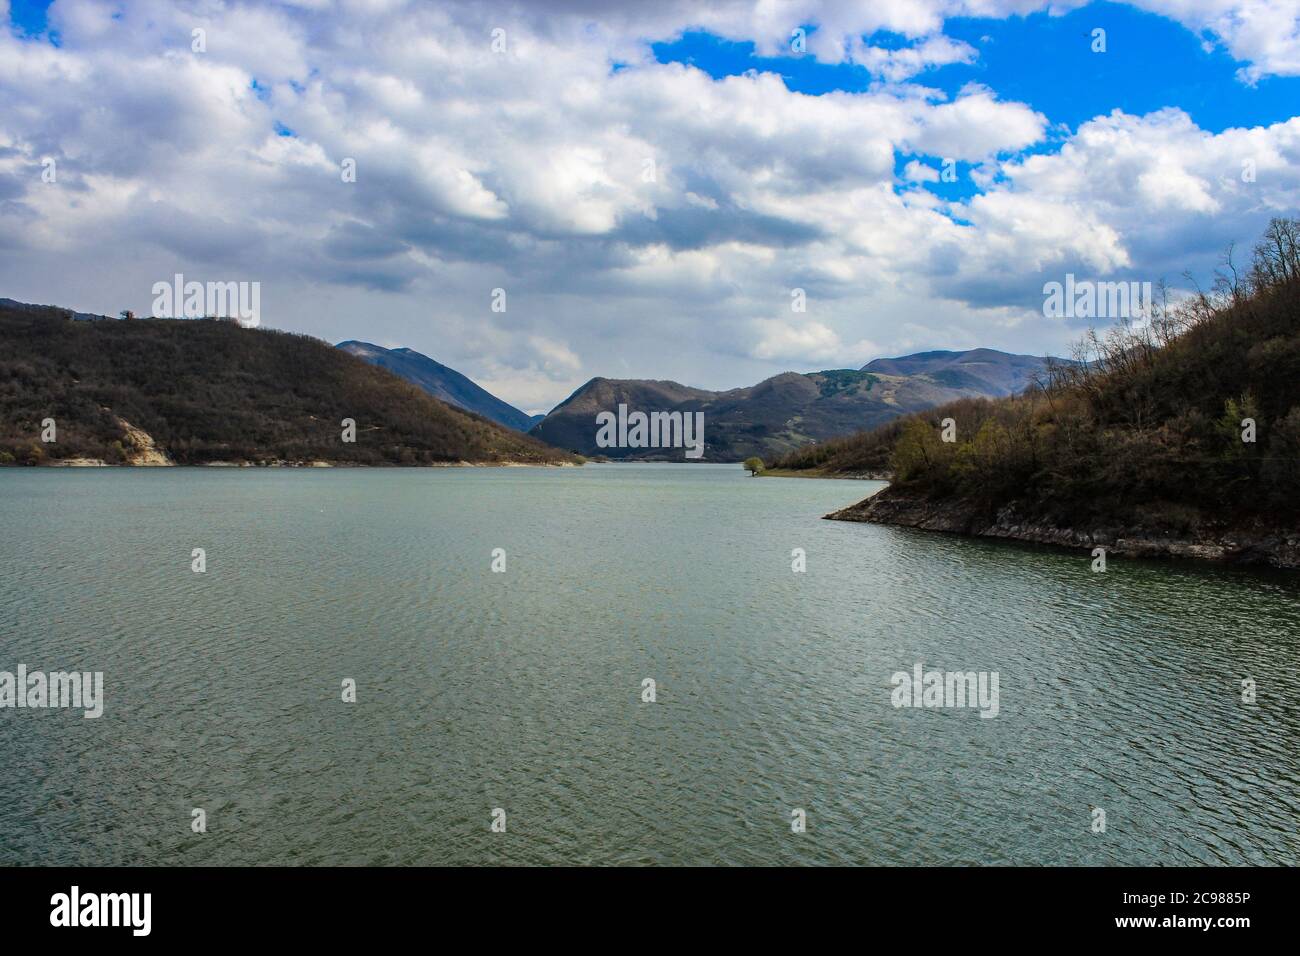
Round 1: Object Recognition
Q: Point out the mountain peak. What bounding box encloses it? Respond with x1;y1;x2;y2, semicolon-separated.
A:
336;341;535;432
862;347;1054;396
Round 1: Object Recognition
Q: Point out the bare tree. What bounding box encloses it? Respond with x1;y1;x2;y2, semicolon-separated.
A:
1250;217;1300;290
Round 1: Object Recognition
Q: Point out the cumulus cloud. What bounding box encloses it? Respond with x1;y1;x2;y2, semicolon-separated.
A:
851;34;979;81
751;318;880;364
928;107;1300;310
903;160;942;183
0;0;1296;411
438;0;1300;79
1137;0;1300;82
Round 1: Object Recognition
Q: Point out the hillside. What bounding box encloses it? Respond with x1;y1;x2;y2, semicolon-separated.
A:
0;297;113;322
530;350;1052;461
862;348;1049;395
337;340;538;432
0;302;578;467
822;218;1300;568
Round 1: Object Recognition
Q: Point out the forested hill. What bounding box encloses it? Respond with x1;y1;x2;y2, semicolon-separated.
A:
817;218;1300;567
0;302;578;467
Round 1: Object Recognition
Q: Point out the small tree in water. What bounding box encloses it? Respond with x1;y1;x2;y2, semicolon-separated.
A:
743;456;765;476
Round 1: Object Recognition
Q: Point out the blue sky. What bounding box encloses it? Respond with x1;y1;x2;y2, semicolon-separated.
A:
9;0;51;36
655;5;1300;133
2;0;1298;410
654;2;1300;203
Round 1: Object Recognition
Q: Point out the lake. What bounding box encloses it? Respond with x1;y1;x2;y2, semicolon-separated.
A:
1;463;1297;865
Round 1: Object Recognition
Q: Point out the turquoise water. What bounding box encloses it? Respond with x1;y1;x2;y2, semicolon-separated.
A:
1;464;1298;865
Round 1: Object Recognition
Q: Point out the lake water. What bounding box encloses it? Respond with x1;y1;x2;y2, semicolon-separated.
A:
1;464;1298;865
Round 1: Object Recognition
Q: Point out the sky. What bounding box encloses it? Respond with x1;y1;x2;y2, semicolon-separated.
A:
1;1;1298;414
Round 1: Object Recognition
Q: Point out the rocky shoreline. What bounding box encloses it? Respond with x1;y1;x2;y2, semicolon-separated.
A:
826;487;1300;570
22;458;582;468
762;467;892;480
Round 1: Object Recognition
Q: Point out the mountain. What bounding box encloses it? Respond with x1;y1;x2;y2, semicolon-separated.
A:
0;300;578;467
822;218;1300;568
530;349;1053;462
337;340;537;432
862;348;1049;396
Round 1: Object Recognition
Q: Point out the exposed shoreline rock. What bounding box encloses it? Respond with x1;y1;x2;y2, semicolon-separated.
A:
117;417;173;466
826;486;1300;570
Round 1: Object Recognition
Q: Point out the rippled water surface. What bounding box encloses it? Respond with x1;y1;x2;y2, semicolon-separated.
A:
2;464;1298;865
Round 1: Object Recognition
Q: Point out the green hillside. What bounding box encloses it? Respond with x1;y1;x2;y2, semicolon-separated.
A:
0;303;579;467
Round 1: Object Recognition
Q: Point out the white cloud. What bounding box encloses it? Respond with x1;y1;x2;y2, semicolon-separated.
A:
903;160;941;183
1137;0;1300;82
931;107;1300;305
851;35;979;81
751;318;880;364
0;0;1296;412
439;0;1300;79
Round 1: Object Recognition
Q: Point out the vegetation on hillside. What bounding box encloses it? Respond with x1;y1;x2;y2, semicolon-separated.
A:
815;368;875;397
0;304;578;466
767;415;910;475
777;218;1300;531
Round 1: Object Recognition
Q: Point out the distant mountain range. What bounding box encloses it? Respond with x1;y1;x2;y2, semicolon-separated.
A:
528;349;1056;461
338;341;541;432
2;295;1059;465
